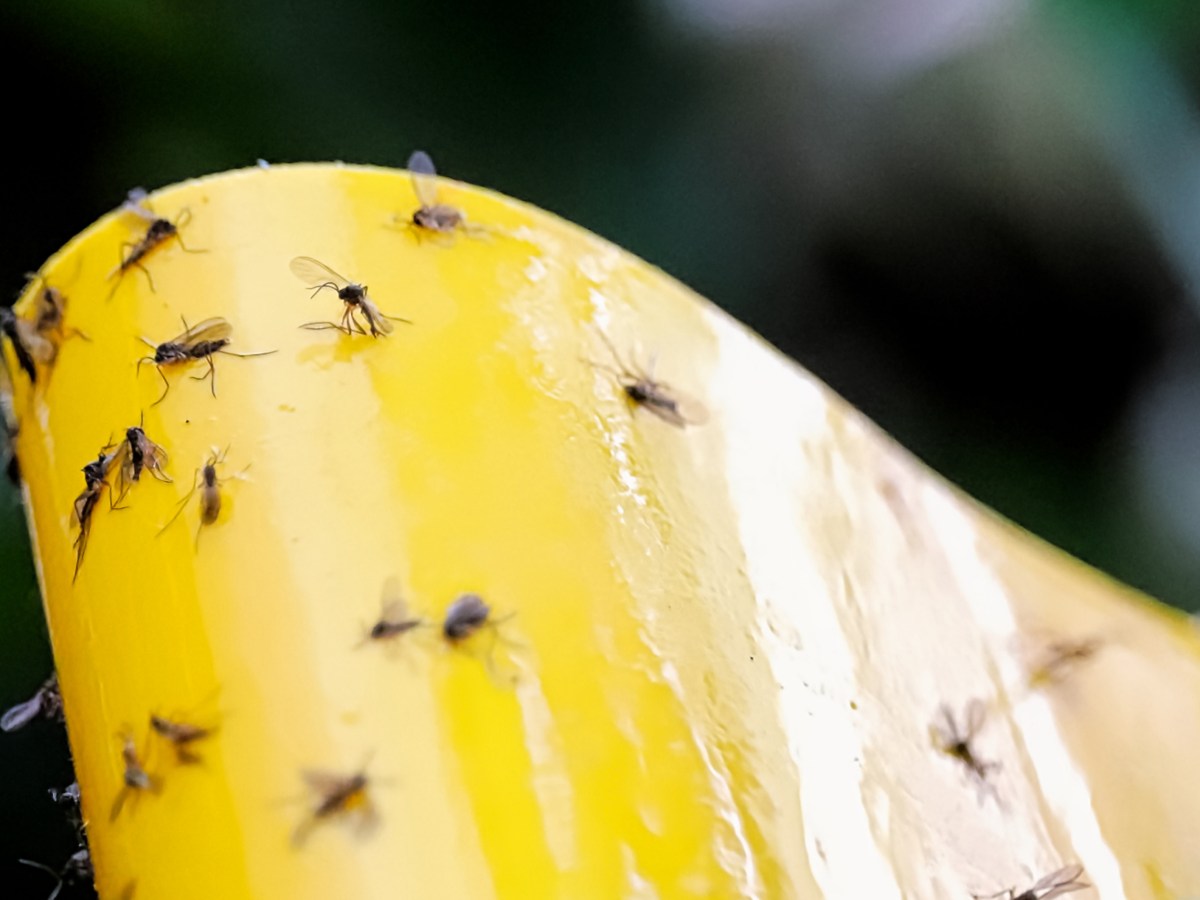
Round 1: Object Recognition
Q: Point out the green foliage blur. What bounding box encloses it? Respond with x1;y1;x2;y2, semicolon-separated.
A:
2;0;1200;893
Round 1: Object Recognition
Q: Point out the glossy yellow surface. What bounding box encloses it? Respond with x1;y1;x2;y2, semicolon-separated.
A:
8;164;1200;899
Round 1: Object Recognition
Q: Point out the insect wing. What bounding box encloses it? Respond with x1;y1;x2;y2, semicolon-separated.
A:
964;698;987;740
359;297;394;335
672;388;710;427
301;769;356;799
407;150;440;209
1;695;44;732
930;704;958;750
643;382;707;428
110;439;135;498
139;434;171;480
174;316;232;349
1030;865;1088;900
72;484;95;526
378;577;410;619
290;256;350;291
13;318;55;364
121;188;158;222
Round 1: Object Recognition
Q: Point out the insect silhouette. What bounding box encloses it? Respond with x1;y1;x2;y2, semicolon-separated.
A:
110;730;158;821
973;863;1090;900
586;330;709;428
20;776;90;899
292;760;379;846
404;150;483;239
137;316;276;406
18;848;92;900
442;593;496;643
72;444;121;581
1027;636;1103;690
150;713;215;765
48;781;81;807
1;673;62;732
0;306;54;384
108;188;203;298
158;446;248;547
290;256;411;338
930;699;998;786
1;366;16;483
359;577;426;647
27;271;89;350
441;593;520;683
111;418;172;505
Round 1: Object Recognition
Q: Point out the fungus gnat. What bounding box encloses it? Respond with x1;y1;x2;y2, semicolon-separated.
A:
108;188;203;298
292;762;378;846
360;577;425;647
405;150;482;238
290;256;411;338
1027;636;1103;690
110;731;157;821
111;418;172;505
48;781;81;807
18;849;92;900
586;329;708;428
72;444;120;581
150;713;214;765
0;306;54;384
930;699;998;787
158;446;247;547
443;593;497;643
137;316;276;406
27;271;88;349
1;673;62;732
973;864;1090;900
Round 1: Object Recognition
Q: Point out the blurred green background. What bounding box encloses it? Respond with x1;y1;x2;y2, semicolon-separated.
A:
3;0;1200;894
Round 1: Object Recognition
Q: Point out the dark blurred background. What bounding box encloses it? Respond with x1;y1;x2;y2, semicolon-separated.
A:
3;0;1200;893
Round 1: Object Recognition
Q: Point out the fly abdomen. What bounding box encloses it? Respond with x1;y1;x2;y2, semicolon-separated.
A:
189;338;231;359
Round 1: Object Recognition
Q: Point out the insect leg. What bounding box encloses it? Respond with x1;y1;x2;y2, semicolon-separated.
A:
150;365;171;407
156;469;200;537
188;354;217;397
131;261;157;294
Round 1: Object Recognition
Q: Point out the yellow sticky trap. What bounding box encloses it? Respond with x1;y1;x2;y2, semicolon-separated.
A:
8;164;1200;899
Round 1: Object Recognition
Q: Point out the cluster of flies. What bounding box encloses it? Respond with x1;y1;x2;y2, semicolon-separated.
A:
0;151;557;872
2;152;1099;894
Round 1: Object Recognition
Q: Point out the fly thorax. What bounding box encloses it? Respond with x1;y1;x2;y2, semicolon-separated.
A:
148;219;176;240
157;343;189;363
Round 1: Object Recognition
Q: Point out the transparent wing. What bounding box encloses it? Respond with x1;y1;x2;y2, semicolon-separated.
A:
142;437;171;480
379;577;408;620
359;299;394;335
121;188;158;222
127;432;171;483
71;486;92;526
110;440;134;497
12;319;55;364
1032;865;1087;899
639;394;688;428
290;256;350;290
964;698;987;740
301;769;351;796
930;704;957;748
663;385;709;427
407;150;440;209
1;695;43;732
172;317;232;348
